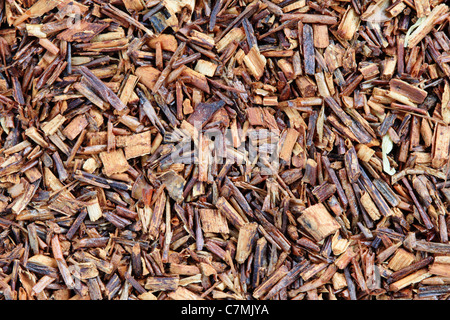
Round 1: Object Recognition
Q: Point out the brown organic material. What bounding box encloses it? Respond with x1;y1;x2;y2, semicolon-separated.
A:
0;0;450;302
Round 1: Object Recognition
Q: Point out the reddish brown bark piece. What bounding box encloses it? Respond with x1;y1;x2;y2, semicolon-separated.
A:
187;100;225;127
57;21;109;43
389;78;428;104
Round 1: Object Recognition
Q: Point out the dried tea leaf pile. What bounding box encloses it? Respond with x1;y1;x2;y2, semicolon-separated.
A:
0;0;450;300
